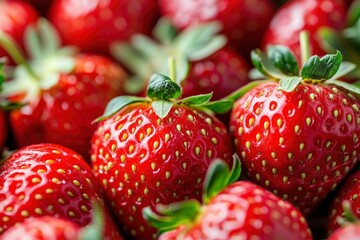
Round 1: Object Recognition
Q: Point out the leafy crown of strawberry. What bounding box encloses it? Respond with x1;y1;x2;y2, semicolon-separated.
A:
111;18;226;93
0;18;78;104
95;58;233;121
142;154;241;234
251;31;360;95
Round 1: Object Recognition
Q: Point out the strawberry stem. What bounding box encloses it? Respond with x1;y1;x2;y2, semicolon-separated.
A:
168;57;176;82
300;30;311;67
0;32;37;78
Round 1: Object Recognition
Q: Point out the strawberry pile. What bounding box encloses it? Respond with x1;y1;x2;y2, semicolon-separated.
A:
0;0;359;240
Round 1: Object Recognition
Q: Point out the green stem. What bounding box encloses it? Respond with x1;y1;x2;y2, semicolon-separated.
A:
168;57;176;82
0;32;37;79
223;80;267;102
300;30;311;67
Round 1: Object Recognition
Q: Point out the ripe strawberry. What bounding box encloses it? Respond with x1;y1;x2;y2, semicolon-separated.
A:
329;224;360;240
0;0;39;64
229;44;360;215
0;19;127;160
0;143;123;239
0;216;82;240
328;169;360;233
144;158;313;239
112;20;250;101
49;0;159;55
262;0;347;61
91;70;234;239
158;0;275;58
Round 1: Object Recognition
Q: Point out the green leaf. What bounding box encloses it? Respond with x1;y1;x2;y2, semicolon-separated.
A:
153;18;177;45
343;19;360;48
38;18;61;56
248;68;266;80
79;202;104;240
330;61;356;80
203;159;230;204
159;55;190;85
325;79;360;95
143;199;201;232
301;51;342;80
175;21;226;60
123;75;148;95
251;49;288;79
25;24;43;59
132;34;163;60
267;45;299;76
278;77;302;92
94;96;146;122
151;100;174;119
347;0;360;26
227;154;242;185
178;92;213;106
200;99;234;114
0;58;5;88
147;73;181;100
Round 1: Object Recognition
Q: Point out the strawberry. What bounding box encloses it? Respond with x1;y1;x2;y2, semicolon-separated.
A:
0;143;123;239
158;0;275;59
91;67;234;239
0;19;127;160
144;157;313;239
262;0;347;62
328;200;360;240
328;169;360;233
229;39;360;215
112;19;250;101
0;0;39;65
49;0;159;56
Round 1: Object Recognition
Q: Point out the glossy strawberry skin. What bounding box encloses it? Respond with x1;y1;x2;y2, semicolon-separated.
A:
9;54;126;161
160;181;312;240
328;169;360;233
159;0;275;58
0;216;81;240
0;0;39;64
49;0;159;55
229;82;360;215
182;47;250;101
91;103;233;240
328;224;360;240
262;0;346;61
0;143;123;240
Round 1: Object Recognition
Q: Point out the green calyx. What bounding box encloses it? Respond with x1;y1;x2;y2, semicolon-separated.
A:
95;60;234;121
111;17;226;93
251;31;360;95
0;58;5;89
78;201;104;240
143;154;241;234
336;200;360;226
0;18;77;104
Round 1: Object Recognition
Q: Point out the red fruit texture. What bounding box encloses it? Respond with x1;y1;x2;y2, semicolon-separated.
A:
0;216;81;240
91;103;233;239
49;0;159;55
0;143;123;239
160;181;313;240
328;224;360;240
328;169;360;233
182;47;250;101
0;0;39;64
229;82;360;215
159;0;275;59
9;54;126;161
262;0;347;61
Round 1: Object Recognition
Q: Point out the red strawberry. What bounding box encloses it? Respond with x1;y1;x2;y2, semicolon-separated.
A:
112;20;250;102
328;169;360;233
0;0;39;64
0;19;127;160
91;70;234;239
0;216;82;240
145;158;313;240
262;0;347;61
0;143;123;239
229;44;360;215
158;0;275;58
49;0;159;55
329;224;360;240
